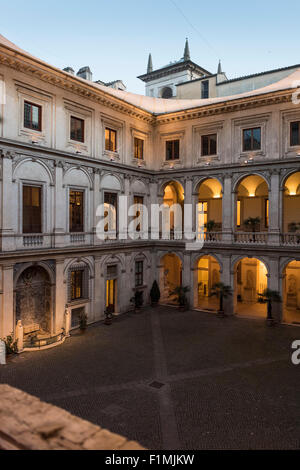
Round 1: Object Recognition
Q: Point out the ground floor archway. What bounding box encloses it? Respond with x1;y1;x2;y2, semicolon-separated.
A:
283;260;300;324
195;255;220;311
159;253;182;304
15;265;53;337
235;258;268;318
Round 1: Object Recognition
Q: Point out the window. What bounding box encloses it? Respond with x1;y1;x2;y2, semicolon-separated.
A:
201;134;217;156
134;137;144;159
264;199;269;228
243;127;261;151
290;121;300;146
135;261;144;287
70;116;84;142
69;191;84;233
201;81;209;99
24;101;42;131
71;270;84;301
162;87;173;99
23;186;42;234
105;128;117;152
134;195;144;232
166;140;180;160
104;192;117;232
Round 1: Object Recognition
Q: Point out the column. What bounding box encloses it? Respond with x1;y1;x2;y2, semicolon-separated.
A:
94;256;102;321
54;162;66;248
222;174;234;243
268;257;282;323
182;253;192;307
1;153;15;251
149;180;158;238
0;264;14;338
54;260;66;334
93;171;102;246
184;177;193;241
269;170;281;245
221;255;234;316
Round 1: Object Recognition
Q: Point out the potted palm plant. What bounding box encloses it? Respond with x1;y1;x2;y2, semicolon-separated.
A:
258;288;281;326
205;220;217;241
243;216;261;242
210;282;232;317
150;280;160;307
170;285;190;310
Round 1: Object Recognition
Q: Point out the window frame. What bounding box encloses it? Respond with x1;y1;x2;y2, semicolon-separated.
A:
105;127;117;152
70;116;85;143
290;121;300;147
22;185;42;234
242;127;261;152
166;139;180;161
134;137;144;160
24;101;42;132
69;190;84;233
70;269;84;301
201;134;217;156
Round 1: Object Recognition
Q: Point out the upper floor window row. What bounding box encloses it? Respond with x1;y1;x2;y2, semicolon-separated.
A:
24;101;42;131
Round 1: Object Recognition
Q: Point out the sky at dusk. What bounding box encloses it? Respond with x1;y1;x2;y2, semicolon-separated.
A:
0;0;299;94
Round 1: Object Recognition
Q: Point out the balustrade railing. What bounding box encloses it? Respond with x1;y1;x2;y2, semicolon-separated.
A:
281;233;300;245
234;232;268;244
23;235;44;247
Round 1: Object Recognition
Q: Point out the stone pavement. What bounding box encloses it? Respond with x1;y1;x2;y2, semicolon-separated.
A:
1;307;300;450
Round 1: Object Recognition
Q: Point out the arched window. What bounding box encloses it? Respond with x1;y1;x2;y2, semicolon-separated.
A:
161;87;173;99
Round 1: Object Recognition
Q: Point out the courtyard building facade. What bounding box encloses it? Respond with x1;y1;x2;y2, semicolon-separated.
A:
1;34;300;350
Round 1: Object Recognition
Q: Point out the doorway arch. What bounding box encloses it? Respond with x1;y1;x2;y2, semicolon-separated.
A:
234;257;268;318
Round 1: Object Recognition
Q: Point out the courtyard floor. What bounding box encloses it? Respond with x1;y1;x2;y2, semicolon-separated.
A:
1;307;300;450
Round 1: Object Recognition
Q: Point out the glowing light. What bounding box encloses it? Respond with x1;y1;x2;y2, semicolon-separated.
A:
249;193;255;198
214;194;221;199
290;191;297;196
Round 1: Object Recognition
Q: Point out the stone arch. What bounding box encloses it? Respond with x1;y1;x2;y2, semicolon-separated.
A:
64;257;94;278
193;176;224;196
233;256;269;319
158;179;184;198
131;178;148;195
100;173;123;192
159;252;183;304
14;261;55;289
161;87;173;99
233;172;270;193
280;169;300;190
193;254;222;311
64;167;92;189
13;158;53;185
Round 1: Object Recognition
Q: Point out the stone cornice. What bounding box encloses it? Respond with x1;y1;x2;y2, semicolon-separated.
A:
0;43;297;127
0;45;155;124
154;91;292;124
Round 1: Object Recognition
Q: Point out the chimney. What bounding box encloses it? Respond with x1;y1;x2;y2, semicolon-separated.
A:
77;66;93;81
63;67;75;75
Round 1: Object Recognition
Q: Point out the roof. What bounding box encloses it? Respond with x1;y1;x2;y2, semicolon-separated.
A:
0;34;300;117
216;64;300;86
137;59;212;82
